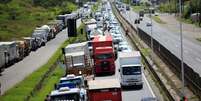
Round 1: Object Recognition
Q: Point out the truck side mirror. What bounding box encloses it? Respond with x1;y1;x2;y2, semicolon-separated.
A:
62;48;65;54
118;69;120;72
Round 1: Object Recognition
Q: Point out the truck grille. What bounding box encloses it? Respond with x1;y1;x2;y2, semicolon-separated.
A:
101;61;110;71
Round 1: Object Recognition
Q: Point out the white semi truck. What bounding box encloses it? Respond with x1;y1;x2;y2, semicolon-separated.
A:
118;51;143;88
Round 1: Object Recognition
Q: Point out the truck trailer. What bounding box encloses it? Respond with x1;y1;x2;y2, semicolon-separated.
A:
92;35;116;75
88;79;122;101
0;42;19;67
0;45;6;72
63;42;93;76
118;51;143;88
50;87;87;101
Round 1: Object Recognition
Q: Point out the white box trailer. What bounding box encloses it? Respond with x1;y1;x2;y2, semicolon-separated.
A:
0;42;19;66
0;45;6;72
118;51;143;88
36;25;54;40
65;51;86;68
64;42;93;75
64;42;89;55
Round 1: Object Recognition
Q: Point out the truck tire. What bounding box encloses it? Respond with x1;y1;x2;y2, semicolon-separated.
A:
42;42;46;46
138;84;143;89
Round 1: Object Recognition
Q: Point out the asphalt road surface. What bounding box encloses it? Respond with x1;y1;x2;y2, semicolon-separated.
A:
121;9;201;77
0;19;81;95
95;19;155;101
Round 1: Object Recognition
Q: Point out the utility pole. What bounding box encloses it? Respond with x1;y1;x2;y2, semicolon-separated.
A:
179;0;185;99
149;2;154;62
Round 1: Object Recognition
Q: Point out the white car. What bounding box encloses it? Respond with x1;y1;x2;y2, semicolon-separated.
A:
146;21;152;26
141;97;158;101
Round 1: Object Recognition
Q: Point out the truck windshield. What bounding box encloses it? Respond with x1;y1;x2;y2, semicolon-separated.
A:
96;53;113;59
123;66;141;75
50;93;79;101
60;78;83;86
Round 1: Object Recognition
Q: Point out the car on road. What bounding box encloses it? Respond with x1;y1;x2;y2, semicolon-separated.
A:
139;16;143;21
154;12;159;16
126;5;130;11
146;21;152;26
141;97;158;101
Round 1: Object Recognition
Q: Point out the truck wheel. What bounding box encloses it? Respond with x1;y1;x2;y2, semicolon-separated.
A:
138;84;143;89
42;42;46;46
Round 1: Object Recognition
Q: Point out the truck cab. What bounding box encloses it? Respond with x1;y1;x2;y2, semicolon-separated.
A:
88;79;122;101
50;87;86;101
92;35;116;75
32;29;47;46
59;74;85;87
119;51;143;88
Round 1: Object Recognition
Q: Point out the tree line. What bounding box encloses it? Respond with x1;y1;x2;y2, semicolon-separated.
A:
159;0;201;25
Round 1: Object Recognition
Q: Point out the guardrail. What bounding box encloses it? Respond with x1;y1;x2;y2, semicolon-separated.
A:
111;2;175;101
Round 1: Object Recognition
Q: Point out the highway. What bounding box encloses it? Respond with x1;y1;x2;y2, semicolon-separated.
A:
0;19;81;95
121;9;201;77
95;12;155;100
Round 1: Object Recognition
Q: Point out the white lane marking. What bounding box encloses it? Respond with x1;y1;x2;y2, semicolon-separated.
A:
142;72;156;97
196;57;201;62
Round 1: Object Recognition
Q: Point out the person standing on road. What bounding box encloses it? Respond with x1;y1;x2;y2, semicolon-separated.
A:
125;29;129;36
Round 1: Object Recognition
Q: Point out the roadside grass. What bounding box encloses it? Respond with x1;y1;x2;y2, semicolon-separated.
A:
0;22;85;101
177;17;201;28
92;1;100;12
29;65;65;101
152;16;166;24
132;5;145;12
0;0;77;41
141;48;151;57
196;38;201;42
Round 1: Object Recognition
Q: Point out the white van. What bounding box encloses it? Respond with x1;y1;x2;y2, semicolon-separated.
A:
118;51;143;88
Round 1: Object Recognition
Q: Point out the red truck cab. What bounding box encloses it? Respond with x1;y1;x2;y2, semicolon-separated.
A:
88;79;122;101
92;35;116;75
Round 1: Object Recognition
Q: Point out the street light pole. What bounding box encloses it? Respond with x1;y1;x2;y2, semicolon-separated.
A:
179;0;185;98
151;12;153;61
149;3;154;62
128;0;131;22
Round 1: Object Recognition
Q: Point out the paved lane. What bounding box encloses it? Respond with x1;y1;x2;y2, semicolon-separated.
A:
121;9;201;77
95;16;155;100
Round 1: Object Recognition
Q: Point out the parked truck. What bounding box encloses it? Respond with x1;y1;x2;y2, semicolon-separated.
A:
23;37;38;51
36;25;54;41
63;42;93;76
57;13;78;28
50;87;87;101
0;45;6;72
50;74;87;101
92;35;116;75
59;74;85;87
0;42;19;67
15;39;32;59
88;79;122;101
15;41;26;60
118;51;143;88
32;29;48;47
